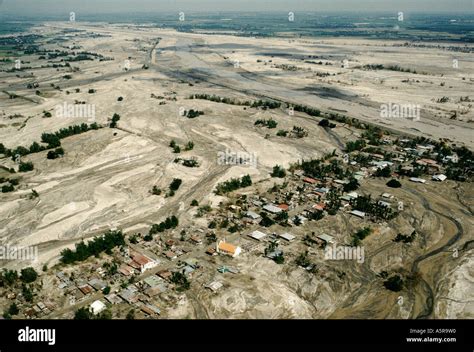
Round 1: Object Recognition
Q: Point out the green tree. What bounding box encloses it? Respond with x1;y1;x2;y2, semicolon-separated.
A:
8;303;19;316
74;307;92;320
20;267;38;283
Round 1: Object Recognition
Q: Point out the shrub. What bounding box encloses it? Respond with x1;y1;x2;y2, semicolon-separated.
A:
386;179;402;188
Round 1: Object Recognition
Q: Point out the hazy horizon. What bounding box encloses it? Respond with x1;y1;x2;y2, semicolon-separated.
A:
0;0;473;16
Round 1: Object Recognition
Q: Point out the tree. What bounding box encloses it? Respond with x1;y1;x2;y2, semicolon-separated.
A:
2;269;18;286
151;186;161;195
170;271;190;291
102;286;111;295
19;161;34;172
185;141;194;151
271;165;286;178
169;178;182;191
22;284;33;302
386;179;402;188
8;303;19;316
74;307;92;320
343;178;359;192
96;308;112;320
374;166;392;178
20;267;38;283
110;113;120;128
273;252;285;264
126;309;135;320
384;275;404;292
191;199;199;206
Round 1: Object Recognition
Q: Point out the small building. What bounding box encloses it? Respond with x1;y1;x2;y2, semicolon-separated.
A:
90;300;107;315
432;174;447;182
104;293;122;305
119;264;135;276
88;278;107;291
190;235;202;245
409;177;426;184
350;210;366;218
157;270;172;281
164;250;177;261
119;287;139;304
206;281;223;292
131;252;159;273
303;177;317;184
143;275;163;288
245;210;261;221
316;233;335;244
277;204;289;211
263;204;282;214
279;232;296;242
206;247;217;256
381;193;393;199
78;284;94;295
216;241;241;258
248;230;268;241
141;304;161;316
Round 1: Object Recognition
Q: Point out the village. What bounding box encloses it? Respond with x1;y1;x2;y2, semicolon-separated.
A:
1;120;469;319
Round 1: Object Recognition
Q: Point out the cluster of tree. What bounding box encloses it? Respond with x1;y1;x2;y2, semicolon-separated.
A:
1;177;18;193
318;119;336;128
47;147;65;160
149;216;179;235
350;195;398;221
0;267;38;287
296;157;349;180
259;212;275;227
295;251;312;268
374;165;392;178
270;165;286;178
293;104;321;117
351;227;372;246
254;118;278;129
19;161;34;172
40;123;100;150
151;186;162;195
189;94;280;109
60;230;125;264
215;175;252;195
343;177;360;192
276;130;288;137
362;64;419;74
361;127;383;146
291;126;308;138
326;189;342;215
250;99;281;109
393;230;417;244
170;140;194;154
308;209;325;221
110;113;120;128
170;271;190;291
345;139;366;153
184;109;204;119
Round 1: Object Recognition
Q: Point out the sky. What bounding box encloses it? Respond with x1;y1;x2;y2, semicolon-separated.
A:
0;0;473;15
